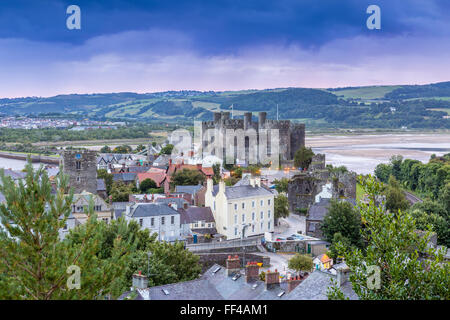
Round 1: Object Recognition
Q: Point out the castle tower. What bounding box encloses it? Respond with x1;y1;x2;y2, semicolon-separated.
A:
61;150;98;194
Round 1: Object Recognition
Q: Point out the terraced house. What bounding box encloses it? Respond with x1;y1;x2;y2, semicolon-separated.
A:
205;177;275;240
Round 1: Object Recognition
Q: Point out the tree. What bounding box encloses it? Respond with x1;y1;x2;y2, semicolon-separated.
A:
374;163;392;183
327;175;450;300
410;200;449;247
328;232;351;261
171;169;205;186
288;254;313;273
135;144;145;153
0;161;130;299
385;175;410;213
212;163;221;184
440;183;450;215
320;199;362;248
100;145;111;153
294;147;314;169
160;144;174;155
273;178;289;193
97;169;113;195
110;181;136;202
274;194;289;225
139;178;157;193
113;145;132;154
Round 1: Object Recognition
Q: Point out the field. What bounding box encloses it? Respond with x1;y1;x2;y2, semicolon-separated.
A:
327;86;401;100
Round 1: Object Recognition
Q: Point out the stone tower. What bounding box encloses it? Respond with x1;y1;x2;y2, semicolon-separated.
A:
61;150;98;194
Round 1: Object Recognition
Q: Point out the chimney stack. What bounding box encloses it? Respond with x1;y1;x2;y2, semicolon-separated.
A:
265;269;280;290
287;275;303;293
219;180;225;194
245;261;260;283
132;271;148;289
226;255;241;276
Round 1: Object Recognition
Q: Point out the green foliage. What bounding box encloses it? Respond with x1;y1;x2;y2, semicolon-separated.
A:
160;144;174;155
212;163;221;184
327;175;450;300
113;145;132;154
320;199;363;248
328;232;352;261
410;200;449;247
110;181;136;202
67;217;201;296
273;178;289;193
100;145;112;153
288;254;313;272
0;161;130;299
376;153;450;201
139;178;157;193
294;147;314;169
385;175;410;213
97;169;113;195
274;194;289;222
171;169;205;186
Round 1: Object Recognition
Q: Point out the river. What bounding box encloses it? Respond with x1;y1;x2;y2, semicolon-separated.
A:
1;133;449;174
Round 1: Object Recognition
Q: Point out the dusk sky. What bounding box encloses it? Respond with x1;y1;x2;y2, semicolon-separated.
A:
1;0;450;98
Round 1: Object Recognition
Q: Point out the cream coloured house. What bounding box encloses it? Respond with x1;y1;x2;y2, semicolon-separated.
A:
205;177;275;240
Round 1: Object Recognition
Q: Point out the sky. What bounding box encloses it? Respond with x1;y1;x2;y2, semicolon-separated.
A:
1;0;450;98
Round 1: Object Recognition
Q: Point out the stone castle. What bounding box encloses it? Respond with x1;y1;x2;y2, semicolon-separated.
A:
201;111;305;164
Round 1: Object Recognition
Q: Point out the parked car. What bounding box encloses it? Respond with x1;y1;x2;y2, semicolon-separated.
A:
286;237;295;240
275;237;286;241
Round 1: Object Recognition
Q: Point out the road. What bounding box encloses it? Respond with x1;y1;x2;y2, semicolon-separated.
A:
404;191;423;205
275;214;306;238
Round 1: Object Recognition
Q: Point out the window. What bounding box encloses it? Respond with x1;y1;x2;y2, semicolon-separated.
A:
151;218;155;227
194;223;199;228
252;225;255;232
213;201;216;210
201;221;205;227
63;224;68;230
242;214;245;222
252;212;255;221
260;222;263;230
268;210;271;218
234;215;237;224
260;200;264;206
242;202;245;209
76;176;80;182
268;199;271;205
76;161;81;170
161;217;165;225
95;205;102;211
260;211;264;219
252;201;255;208
268;221;271;230
139;219;143;227
234;227;238;236
171;216;175;225
234;203;237;211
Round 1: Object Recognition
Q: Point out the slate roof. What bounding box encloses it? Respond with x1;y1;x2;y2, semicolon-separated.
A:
120;264;288;300
308;198;331;221
175;185;203;195
287;270;358;300
212;184;274;200
97;179;106;191
129;203;179;218
112;202;131;219
200;264;288;300
155;197;188;208
113;172;137;182
308;198;357;222
177;206;215;224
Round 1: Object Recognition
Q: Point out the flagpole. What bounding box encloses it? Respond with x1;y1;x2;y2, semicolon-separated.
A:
276;104;279;120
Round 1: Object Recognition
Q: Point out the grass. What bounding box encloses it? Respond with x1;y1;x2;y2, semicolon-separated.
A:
328;85;401;100
0;150;59;157
427;108;450;115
